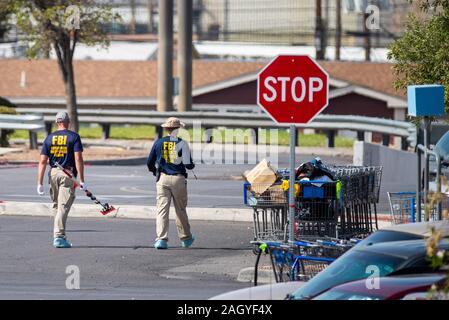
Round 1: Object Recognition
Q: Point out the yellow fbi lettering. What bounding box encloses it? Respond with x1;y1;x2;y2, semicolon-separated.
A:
52;135;67;146
50;135;68;157
162;141;177;163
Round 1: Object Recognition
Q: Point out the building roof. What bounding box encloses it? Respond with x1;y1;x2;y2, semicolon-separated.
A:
0;59;262;99
319;61;403;98
0;59;403;102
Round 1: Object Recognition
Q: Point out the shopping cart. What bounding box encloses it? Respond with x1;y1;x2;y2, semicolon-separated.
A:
247;164;383;286
387;192;416;224
244;182;288;242
326;165;383;238
244;167;382;242
294;180;341;240
252;239;356;285
387;191;448;224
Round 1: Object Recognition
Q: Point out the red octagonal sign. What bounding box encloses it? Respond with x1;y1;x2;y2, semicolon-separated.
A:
257;55;329;124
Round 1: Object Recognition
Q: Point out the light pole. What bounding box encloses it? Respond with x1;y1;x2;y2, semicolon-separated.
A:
178;0;193;112
157;0;174;111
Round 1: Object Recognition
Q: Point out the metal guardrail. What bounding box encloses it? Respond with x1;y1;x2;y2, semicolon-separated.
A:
0;114;45;149
192;104;262;113
15;107;416;149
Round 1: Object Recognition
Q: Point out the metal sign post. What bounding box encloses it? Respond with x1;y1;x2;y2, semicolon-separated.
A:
257;55;330;243
423;117;431;214
289;125;296;243
407;84;445;222
420;116;429;221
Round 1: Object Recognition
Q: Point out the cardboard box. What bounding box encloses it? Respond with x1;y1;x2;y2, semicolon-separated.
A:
244;159;278;195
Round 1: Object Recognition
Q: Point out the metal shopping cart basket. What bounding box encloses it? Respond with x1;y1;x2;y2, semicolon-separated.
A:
288;240;355;281
252;239;355;285
294;180;341;240
244;182;288;242
326;166;383;238
387;192;448;224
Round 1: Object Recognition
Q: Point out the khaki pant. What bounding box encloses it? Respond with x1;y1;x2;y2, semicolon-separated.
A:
50;168;76;239
156;173;192;241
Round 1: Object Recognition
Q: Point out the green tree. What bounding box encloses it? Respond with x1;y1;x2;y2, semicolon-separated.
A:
0;1;12;40
0;97;18;147
2;1;120;132
388;0;449;112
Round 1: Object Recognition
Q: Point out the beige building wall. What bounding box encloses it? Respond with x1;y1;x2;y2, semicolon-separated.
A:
200;0;412;46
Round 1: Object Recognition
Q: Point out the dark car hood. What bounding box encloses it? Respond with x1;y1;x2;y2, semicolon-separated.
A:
353;239;449;260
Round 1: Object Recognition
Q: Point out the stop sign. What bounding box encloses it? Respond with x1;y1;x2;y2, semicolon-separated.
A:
257;55;329;124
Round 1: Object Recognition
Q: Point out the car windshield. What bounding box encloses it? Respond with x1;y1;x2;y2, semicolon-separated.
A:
435;131;449;162
289;250;407;300
357;230;423;246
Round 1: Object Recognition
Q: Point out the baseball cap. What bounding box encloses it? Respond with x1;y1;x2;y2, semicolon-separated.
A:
55;111;70;123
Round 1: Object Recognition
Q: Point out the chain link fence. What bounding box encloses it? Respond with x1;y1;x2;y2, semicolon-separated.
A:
103;0;414;48
0;0;417;48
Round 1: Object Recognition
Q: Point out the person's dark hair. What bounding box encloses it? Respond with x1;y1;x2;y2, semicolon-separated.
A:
166;127;179;133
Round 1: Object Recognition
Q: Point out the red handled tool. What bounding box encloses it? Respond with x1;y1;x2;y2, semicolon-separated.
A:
55;163;117;215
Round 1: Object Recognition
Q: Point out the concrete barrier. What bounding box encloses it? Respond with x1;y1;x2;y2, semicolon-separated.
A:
0;201;254;222
353;141;418;213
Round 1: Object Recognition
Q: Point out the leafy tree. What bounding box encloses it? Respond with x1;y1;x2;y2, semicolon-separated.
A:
0;97;18;147
0;1;12;40
391;0;449;297
3;1;120;132
388;0;449;112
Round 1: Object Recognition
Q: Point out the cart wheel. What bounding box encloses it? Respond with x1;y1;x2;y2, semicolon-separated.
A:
252;245;261;255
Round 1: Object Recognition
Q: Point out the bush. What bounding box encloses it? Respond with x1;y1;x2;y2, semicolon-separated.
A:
0;106;17;114
0;104;18;147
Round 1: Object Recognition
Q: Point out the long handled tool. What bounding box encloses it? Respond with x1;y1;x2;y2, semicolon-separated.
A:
55;163;117;215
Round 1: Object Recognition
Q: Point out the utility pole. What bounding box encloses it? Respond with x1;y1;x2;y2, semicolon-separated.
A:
193;0;204;40
157;0;174;111
335;0;342;61
315;0;325;60
224;0;229;41
363;10;371;61
178;0;193;112
147;0;154;34
130;0;137;34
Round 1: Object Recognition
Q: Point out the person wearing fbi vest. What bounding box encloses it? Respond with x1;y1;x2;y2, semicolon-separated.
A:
37;111;86;248
147;117;195;249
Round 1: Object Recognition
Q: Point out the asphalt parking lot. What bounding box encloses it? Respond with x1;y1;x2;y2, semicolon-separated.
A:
0;153;352;208
0;215;256;299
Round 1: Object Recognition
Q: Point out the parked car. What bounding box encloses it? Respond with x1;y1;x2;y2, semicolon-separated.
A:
312;273;447;300
433;129;449;164
209;282;300;300
428;130;449;188
287;239;449;300
358;220;449;246
209;221;449;300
